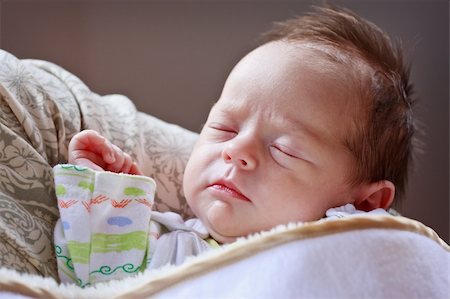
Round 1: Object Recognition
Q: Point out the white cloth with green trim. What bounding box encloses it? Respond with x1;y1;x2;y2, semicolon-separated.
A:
53;164;212;287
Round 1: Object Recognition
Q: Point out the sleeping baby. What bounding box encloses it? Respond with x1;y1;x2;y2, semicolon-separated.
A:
54;4;416;286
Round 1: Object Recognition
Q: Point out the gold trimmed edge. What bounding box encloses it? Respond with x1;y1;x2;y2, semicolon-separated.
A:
115;215;450;298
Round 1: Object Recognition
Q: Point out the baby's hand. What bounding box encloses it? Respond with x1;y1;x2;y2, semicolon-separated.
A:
68;130;142;175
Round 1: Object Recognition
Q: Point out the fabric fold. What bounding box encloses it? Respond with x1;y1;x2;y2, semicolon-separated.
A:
53;164;156;286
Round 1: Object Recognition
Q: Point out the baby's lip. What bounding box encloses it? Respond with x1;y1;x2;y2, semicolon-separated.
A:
208;180;251;202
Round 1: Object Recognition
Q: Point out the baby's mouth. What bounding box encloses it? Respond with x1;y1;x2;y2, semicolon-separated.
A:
208;180;251;202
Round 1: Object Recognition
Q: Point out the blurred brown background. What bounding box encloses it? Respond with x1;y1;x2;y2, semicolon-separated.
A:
1;0;448;242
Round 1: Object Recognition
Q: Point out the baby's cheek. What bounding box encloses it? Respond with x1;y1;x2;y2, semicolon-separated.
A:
183;159;204;199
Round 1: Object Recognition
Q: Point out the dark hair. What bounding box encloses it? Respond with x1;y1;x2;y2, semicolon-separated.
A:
260;5;417;202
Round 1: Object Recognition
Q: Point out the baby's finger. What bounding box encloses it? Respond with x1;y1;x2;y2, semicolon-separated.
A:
69;130;116;164
70;150;107;170
100;139;116;164
105;144;125;173
119;152;133;174
129;162;143;175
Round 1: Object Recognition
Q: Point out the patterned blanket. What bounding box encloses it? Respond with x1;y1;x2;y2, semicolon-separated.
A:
0;49;197;280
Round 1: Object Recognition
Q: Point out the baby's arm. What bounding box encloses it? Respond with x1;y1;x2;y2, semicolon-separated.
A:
68;129;142;175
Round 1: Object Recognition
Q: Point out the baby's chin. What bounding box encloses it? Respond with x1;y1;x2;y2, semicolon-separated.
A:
208;230;237;244
201;218;239;244
203;218;264;244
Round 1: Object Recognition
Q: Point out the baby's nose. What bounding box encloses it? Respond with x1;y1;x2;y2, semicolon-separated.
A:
221;140;257;170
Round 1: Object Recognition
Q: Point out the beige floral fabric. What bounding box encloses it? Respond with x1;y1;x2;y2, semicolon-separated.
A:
0;49;198;279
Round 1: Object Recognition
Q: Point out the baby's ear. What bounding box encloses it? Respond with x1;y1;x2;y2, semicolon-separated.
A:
353;180;395;212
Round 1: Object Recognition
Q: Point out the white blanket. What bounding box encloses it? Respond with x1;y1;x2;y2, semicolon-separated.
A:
0;215;448;299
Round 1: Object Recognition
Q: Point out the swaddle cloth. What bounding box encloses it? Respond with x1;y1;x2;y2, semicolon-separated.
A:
53;164;157;287
53;164;215;287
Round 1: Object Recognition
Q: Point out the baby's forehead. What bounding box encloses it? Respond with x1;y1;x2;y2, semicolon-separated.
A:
286;41;372;105
235;41;360;82
291;41;370;79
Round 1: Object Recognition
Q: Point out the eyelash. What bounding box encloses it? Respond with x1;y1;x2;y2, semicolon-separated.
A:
208;123;237;138
271;144;299;159
212;126;235;133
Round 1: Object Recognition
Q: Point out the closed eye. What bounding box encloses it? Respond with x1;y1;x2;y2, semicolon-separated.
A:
211;124;234;132
271;144;299;159
208;122;237;133
206;122;237;141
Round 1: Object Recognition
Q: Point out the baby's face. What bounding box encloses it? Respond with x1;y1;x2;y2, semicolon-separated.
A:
183;41;361;243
